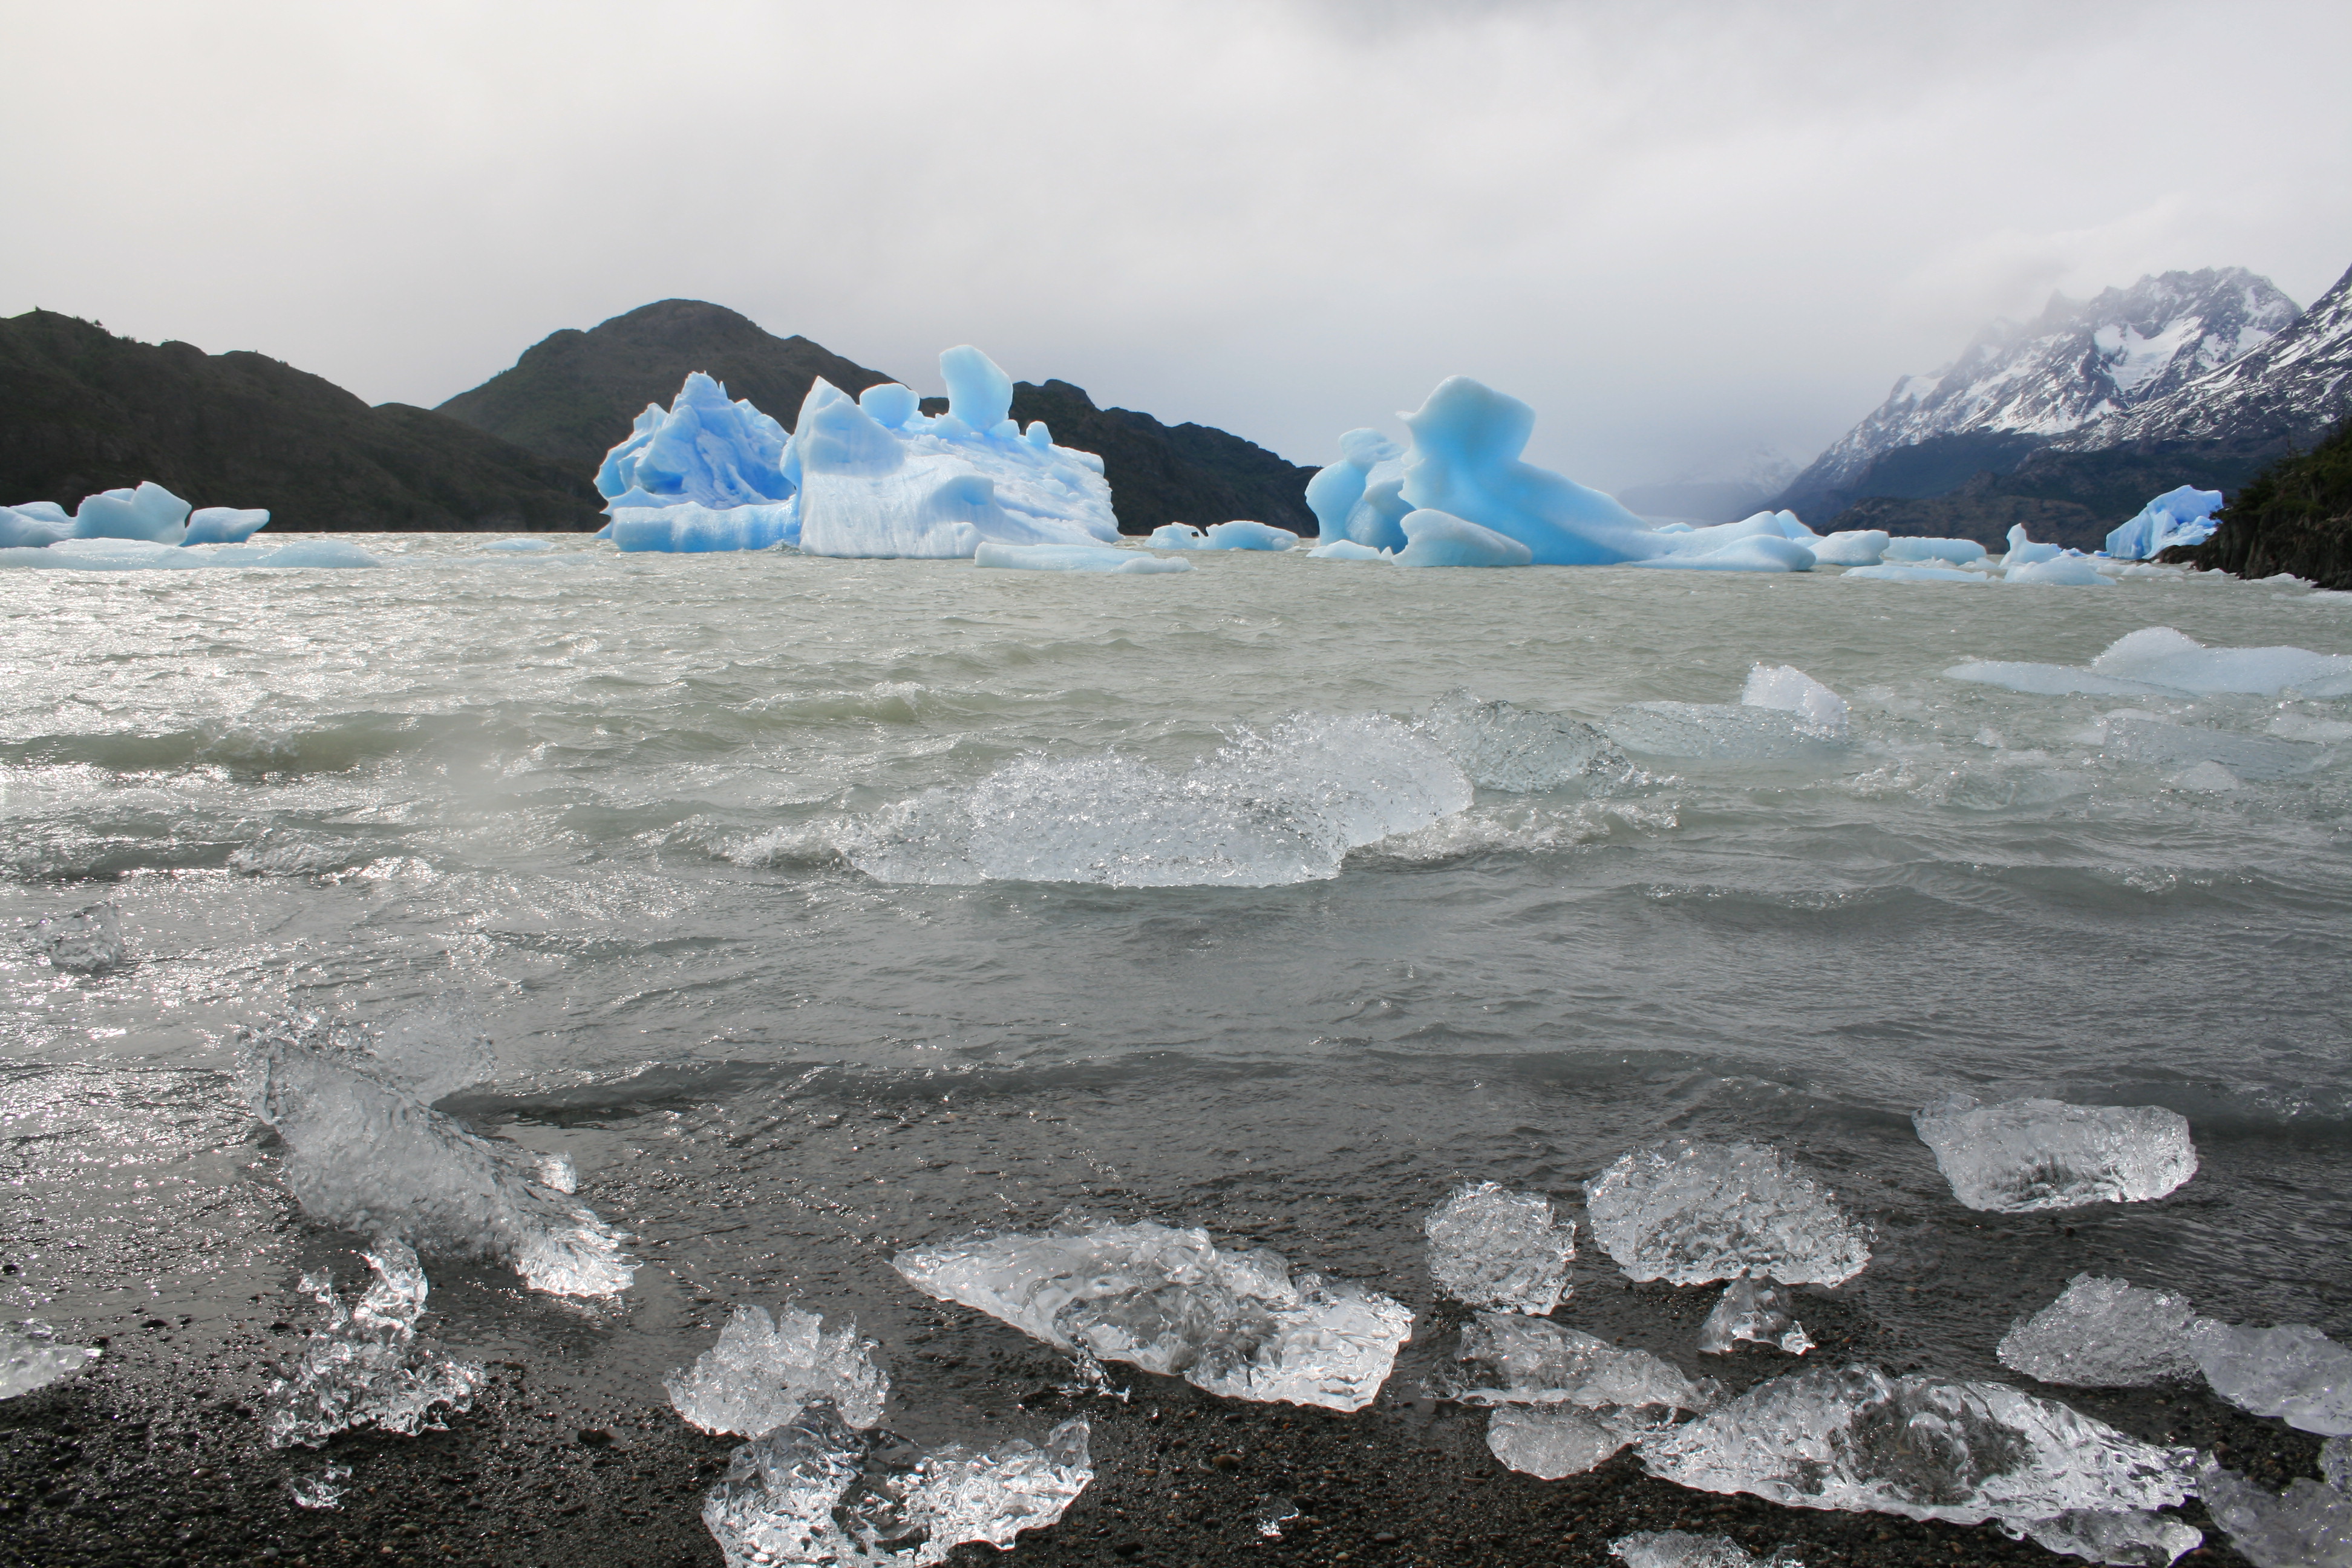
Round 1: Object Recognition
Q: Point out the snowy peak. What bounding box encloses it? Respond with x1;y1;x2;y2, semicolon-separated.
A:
1783;268;2298;510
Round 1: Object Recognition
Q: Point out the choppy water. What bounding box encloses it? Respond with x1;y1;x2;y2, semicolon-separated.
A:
4;536;2349;1443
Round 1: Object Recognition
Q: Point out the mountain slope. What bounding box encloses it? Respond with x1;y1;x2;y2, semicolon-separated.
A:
0;310;604;531
435;299;897;472
1780;269;2298;518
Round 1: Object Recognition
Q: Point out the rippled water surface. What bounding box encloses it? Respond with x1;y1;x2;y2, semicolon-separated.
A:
5;535;2348;1426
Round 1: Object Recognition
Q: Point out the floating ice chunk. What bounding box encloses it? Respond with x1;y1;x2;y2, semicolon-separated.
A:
1437;1312;1719;1416
2197;1459;2352;1568
2107;488;2224;561
1912;1096;2197;1213
1393;508;1535;568
35;901;123;973
596;373;792;510
1148;521;1297;551
1740;665;1847;734
1;1321;100;1399
1604;702;1849;760
1698;1278;1814;1357
480;536;556;552
0;504;74;548
1424;1183;1575;1314
1612;1529;1803;1567
2006;555;2113;587
2189;1321;2352;1436
255;539;383;569
1307;538;1387;560
0;537;379;571
609;500;796;553
2009;1509;2205;1566
2004;526;2064;567
182;506;270;544
1631;534;1815;572
289;1461;353;1509
1808;529;1888;566
1417;690;1632;792
974;541;1192;574
1883;536;1987;564
666;1303;890;1437
1997;1275;2203;1387
1584;1139;1869;1287
1840;563;1991;583
2095;713;2322;780
1642;1364;2200;1532
1488;1403;1645;1478
893;1215;1412;1411
238;1014;633;1297
70;480;191;541
1954;629;2352;699
264;1239;486;1447
1148;523;1210;548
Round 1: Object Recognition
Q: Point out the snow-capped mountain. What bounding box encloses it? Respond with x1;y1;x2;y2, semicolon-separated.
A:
1780;268;2298;514
2053;261;2352;450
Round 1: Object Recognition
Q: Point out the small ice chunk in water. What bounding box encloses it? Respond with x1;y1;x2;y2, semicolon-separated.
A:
1584;1140;1870;1287
1610;1530;1805;1567
893;1214;1413;1411
36;902;123;973
1740;665;1848;735
2008;1509;2205;1566
2189;1321;2352;1436
1912;1096;2197;1213
1698;1278;1815;1357
1602;701;1851;760
665;1303;890;1436
1424;1181;1575;1313
290;1462;352;1509
1;1321;100;1399
1642;1364;2200;1534
2197;1459;2352;1568
1488;1403;1645;1478
264;1240;486;1447
1436;1312;1719;1416
1417;690;1632;792
1997;1275;2204;1387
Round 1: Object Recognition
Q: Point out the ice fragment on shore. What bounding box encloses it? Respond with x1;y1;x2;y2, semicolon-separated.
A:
703;1400;867;1567
290;1462;352;1509
1610;1530;1804;1567
1997;1275;2204;1387
1699;1278;1814;1356
1584;1140;1870;1287
238;1014;633;1297
892;1417;1093;1557
2189;1321;2352;1436
1912;1096;2197;1214
1424;1182;1575;1313
1437;1312;1719;1415
2008;1508;2204;1566
2197;1459;2352;1568
1640;1364;2200;1534
892;1215;1412;1411
1258;1497;1302;1538
1488;1403;1647;1478
36;901;123;973
1;1321;100;1399
667;1303;890;1437
2326;1437;2352;1492
264;1240;485;1447
1417;690;1632;793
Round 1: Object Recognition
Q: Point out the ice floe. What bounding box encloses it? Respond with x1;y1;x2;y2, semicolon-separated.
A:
2;481;270;550
1416;691;1633;792
34;901;123;974
975;541;1192;573
1698;1279;1815;1357
1948;627;2352;699
1610;1530;1804;1567
238;1013;633;1296
1808;529;1889;567
2108;487;2224;561
1584;1139;1870;1289
1307;538;1387;561
667;1303;891;1437
1998;1275;2204;1388
1912;1096;2197;1213
1840;562;1993;584
2006;554;2114;587
1148;520;1297;551
892;1213;1412;1411
2196;1458;2351;1568
1601;666;1849;760
1424;1181;1576;1313
0;536;379;571
1;1321;100;1399
264;1239;486;1447
1884;537;1989;565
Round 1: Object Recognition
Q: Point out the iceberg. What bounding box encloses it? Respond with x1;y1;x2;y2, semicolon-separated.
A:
975;541;1192;573
1949;627;2352;699
1911;1096;2197;1213
237;1013;633;1296
0;503;74;548
2;482;270;547
1883;536;1988;564
1628;534;1815;572
596;371;792;510
666;1303;891;1437
1808;529;1889;566
892;1214;1412;1411
2002;524;2063;567
608;501;795;553
1610;1530;1803;1567
1997;1275;2204;1388
1740;664;1848;734
1584;1139;1869;1287
264;1239;486;1447
1839;562;1991;583
1697;1278;1814;1357
0;537;375;571
1602;665;1850;762
1641;1364;2200;1540
1307;538;1387;560
35;901;123;974
1;1322;100;1400
1424;1182;1576;1313
2196;1460;2352;1568
181;506;272;544
1416;690;1633;792
2107;487;2224;561
1393;509;1535;567
2005;554;2114;586
1147;519;1298;550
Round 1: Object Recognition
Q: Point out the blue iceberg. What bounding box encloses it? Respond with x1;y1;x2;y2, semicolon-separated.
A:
975;541;1192;574
2106;486;2224;560
609;503;796;554
0;537;378;572
596;373;792;510
2;482;271;550
1307;539;1387;561
1393;509;1532;568
1148;520;1299;552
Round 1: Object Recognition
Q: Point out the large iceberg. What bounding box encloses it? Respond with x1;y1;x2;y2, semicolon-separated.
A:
1423;1182;1575;1313
597;371;792;510
667;1303;890;1437
892;1213;1412;1411
2107;487;2224;561
1584;1139;1870;1289
1;481;270;550
264;1239;485;1448
1948;627;2352;700
1912;1096;2197;1212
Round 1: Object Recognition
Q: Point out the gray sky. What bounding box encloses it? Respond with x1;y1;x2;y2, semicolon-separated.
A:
7;0;2348;490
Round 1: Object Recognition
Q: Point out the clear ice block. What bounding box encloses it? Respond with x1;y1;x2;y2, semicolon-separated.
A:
1424;1180;1576;1314
0;1321;100;1399
1698;1278;1814;1357
1584;1140;1870;1287
2197;1459;2352;1568
1996;1275;2203;1387
263;1240;485;1448
667;1302;891;1437
1911;1096;2197;1214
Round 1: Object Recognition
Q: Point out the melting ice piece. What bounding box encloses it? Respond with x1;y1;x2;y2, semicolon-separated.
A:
1602;699;1849;760
1882;537;1988;565
238;1014;633;1297
1641;1364;2200;1533
703;1400;868;1567
2007;1509;2205;1566
1610;1530;1804;1567
1740;665;1847;735
1307;538;1387;561
1148;521;1298;551
666;1302;891;1437
35;902;123;974
290;1462;353;1509
1996;1275;2204;1387
1840;563;1992;584
2196;1459;2352;1568
1584;1140;1870;1287
1697;1278;1814;1357
1258;1497;1303;1538
264;1240;486;1447
1392;508;1535;568
1948;627;2352;700
2005;555;2112;587
890;1417;1094;1558
2189;1321;2352;1436
1417;690;1631;793
2327;1437;2351;1492
1;1322;101;1399
974;541;1192;574
1912;1096;2197;1214
893;1215;1412;1411
1488;1403;1648;1478
1424;1182;1576;1313
183;506;270;545
2106;488;2224;561
1808;529;1888;567
1436;1312;1719;1416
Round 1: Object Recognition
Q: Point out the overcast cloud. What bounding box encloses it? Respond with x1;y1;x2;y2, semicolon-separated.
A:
6;0;2348;489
